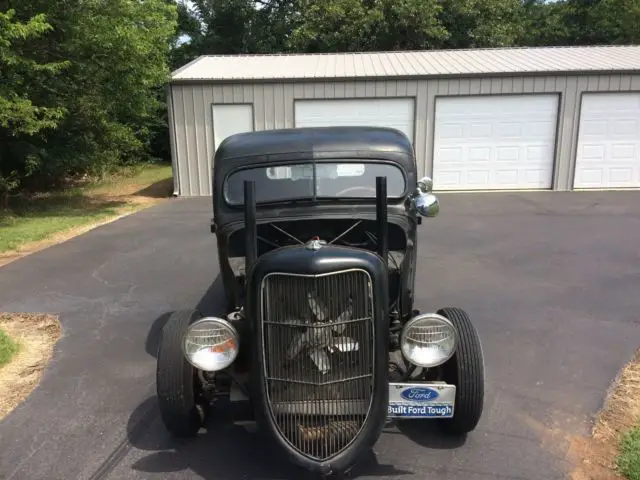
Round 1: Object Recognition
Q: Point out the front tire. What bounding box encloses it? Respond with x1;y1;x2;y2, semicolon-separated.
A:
438;307;485;435
156;309;207;437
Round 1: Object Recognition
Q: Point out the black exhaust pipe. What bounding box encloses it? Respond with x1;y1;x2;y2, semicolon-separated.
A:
376;176;388;268
244;180;257;275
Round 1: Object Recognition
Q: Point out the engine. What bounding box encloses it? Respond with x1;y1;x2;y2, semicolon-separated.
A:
226;218;408;310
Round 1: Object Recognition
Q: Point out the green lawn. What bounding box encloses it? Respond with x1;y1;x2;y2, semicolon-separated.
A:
619;425;640;480
0;327;19;368
0;164;172;254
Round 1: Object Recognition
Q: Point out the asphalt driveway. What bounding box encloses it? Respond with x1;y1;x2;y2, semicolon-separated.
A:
1;192;639;480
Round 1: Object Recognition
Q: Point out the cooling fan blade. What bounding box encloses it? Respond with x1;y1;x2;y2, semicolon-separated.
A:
283;292;360;374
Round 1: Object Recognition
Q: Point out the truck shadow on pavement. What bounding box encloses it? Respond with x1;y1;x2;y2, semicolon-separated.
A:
130;276;465;479
125;396;413;479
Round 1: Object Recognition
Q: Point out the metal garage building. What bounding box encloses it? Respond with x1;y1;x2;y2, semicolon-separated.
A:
167;45;640;196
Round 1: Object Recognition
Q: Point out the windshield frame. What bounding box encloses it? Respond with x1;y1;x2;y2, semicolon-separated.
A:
221;159;409;207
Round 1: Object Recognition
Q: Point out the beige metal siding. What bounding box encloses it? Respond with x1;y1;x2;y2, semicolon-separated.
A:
169;73;640;196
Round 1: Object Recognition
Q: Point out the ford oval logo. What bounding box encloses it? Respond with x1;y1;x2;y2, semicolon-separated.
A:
400;387;440;402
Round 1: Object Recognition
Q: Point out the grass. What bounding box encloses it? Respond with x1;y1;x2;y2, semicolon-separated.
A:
0;327;19;369
0;163;173;257
570;348;640;480
619;425;640;480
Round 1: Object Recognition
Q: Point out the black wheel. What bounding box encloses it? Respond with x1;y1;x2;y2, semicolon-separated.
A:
156;309;207;437
437;307;485;435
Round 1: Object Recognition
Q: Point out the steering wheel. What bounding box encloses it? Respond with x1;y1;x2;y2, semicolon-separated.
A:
335;186;378;197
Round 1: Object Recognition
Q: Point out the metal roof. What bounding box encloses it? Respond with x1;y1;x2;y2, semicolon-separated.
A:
171;45;640;82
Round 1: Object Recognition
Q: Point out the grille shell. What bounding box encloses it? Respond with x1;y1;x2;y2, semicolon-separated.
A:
260;269;375;460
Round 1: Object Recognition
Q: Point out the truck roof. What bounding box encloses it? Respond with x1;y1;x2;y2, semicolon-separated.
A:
213;126;416;172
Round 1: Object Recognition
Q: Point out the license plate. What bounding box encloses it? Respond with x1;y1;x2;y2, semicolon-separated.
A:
387;383;456;419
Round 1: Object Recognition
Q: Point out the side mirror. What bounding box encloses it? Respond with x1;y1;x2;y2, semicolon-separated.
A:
411;176;439;218
417;176;433;193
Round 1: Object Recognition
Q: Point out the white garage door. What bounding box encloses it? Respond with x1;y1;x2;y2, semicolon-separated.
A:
295;98;415;142
433;94;559;191
212;104;254;150
574;93;640;189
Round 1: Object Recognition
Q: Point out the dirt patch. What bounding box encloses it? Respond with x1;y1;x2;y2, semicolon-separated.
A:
0;313;62;420
569;349;640;479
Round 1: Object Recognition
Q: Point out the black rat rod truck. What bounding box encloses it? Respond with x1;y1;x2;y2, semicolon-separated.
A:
156;126;485;476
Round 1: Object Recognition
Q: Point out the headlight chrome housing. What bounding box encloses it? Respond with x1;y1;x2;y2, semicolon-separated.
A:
400;313;457;368
182;317;239;371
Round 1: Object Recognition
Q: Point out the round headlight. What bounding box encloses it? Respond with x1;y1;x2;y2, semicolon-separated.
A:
183;317;239;371
400;313;457;368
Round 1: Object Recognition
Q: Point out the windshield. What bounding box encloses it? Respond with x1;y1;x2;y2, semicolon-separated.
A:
223;161;406;205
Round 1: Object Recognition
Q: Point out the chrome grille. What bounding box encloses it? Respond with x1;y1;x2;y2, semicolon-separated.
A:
261;269;374;460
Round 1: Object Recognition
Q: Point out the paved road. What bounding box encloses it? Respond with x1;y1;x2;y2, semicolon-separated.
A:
1;192;639;480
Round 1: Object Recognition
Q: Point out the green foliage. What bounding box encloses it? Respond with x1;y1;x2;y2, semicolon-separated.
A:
438;0;525;48
565;0;640;45
0;327;19;368
618;425;640;480
519;0;640;46
0;10;67;135
288;0;382;52
289;0;448;52
0;9;68;204
519;0;572;46
0;0;177;204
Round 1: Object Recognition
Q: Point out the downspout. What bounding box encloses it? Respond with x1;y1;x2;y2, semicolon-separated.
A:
166;83;180;197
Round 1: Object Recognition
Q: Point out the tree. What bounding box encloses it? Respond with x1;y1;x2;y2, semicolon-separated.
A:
177;0;262;55
288;0;448;52
518;0;640;47
288;0;382;52
438;0;525;48
519;0;571;46
1;0;177;193
564;0;640;45
375;0;449;50
0;9;67;204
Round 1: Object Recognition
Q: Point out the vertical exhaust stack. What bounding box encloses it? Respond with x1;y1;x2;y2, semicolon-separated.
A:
244;180;257;275
376;176;388;268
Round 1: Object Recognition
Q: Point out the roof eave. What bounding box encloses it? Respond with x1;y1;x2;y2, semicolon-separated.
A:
169;68;640;85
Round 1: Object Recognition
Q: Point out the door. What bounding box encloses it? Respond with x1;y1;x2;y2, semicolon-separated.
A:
212;104;254;150
574;93;640;189
433;94;559;191
294;98;415;143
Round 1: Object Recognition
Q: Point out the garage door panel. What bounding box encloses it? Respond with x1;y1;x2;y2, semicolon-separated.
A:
295;98;415;143
530;121;555;137
581;144;605;161
497;123;522;138
440;123;464;139
615;119;639;136
469;147;490;161
611;168;634;183
613;144;635;159
433;94;559;191
469;171;491;185
497;146;519;161
574;93;640;189
470;123;491;137
527;146;546;161
582;120;607;137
